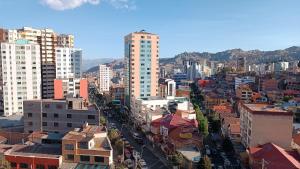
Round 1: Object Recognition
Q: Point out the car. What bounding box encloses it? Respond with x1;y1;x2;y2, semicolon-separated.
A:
138;159;148;169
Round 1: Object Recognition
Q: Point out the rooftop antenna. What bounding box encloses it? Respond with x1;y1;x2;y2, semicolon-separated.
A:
140;29;146;32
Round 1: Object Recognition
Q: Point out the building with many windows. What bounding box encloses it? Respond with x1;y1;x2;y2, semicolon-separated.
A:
124;31;159;106
239;103;293;149
98;64;110;93
23;98;99;134
0;39;41;116
55;48;82;79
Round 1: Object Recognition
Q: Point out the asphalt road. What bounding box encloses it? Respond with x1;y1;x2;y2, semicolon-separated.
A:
108;118;169;169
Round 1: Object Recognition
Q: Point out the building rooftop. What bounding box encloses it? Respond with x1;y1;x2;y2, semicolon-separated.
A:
241;103;293;116
249;143;300;169
5;143;61;159
177;146;201;163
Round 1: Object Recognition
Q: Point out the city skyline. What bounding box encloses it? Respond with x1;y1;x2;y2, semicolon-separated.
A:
0;0;300;59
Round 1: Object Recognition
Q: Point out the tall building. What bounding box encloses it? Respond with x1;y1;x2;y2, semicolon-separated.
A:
236;56;246;72
55;47;82;79
99;64;110;93
54;78;88;100
0;28;19;43
18;27;75;99
0;39;41;116
158;78;176;99
18;27;57;98
124;31;159;105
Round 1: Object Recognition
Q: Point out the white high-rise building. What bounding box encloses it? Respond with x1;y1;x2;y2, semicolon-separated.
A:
99;64;110;93
0;39;41;116
55;48;82;79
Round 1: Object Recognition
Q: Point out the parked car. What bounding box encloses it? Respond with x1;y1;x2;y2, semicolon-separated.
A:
138;159;148;169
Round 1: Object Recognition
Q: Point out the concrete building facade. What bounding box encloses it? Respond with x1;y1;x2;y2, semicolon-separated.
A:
124;31;159;106
0;39;41;116
55;47;82;79
98;64;110;93
23;98;99;134
239;103;293;149
54;78;88;100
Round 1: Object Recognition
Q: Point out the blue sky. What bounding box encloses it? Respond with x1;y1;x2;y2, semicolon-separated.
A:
0;0;300;59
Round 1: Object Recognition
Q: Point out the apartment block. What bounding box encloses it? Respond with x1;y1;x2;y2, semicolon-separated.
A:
0;39;41;116
99;64;110;93
55;47;82;79
62;124;113;167
23;98;99;134
239;103;293;149
124;31;159;106
0;28;19;43
234;76;255;89
54;78;88;100
110;84;125;104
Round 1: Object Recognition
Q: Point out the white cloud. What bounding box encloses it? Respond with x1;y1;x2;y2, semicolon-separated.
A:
41;0;135;10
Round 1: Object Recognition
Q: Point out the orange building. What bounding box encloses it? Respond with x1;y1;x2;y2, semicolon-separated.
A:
236;84;253;101
261;79;278;91
54;78;88;100
204;92;227;110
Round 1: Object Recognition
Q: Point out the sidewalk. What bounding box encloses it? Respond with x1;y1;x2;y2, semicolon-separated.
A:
144;141;172;169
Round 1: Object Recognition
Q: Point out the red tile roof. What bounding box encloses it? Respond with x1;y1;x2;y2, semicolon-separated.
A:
249;143;300;169
160;114;198;130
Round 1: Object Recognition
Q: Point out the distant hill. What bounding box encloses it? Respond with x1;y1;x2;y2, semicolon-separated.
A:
160;46;300;65
82;58;115;71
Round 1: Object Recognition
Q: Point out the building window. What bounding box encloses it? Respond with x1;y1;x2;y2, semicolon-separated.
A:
54;122;59;127
67;114;72;118
42;122;47;126
88;115;95;119
95;156;105;163
54;113;59;118
48;166;57;169
65;144;74;150
44;104;50;108
20;163;28;169
42;113;47;118
36;164;45;169
66;154;74;161
28;113;32;117
80;155;90;162
56;104;63;109
28;122;33;126
10;163;16;168
67;123;72;127
79;142;88;149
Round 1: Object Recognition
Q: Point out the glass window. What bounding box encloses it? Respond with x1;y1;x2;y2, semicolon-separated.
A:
95;156;105;163
36;164;45;169
80;155;90;162
20;163;28;169
65;144;74;150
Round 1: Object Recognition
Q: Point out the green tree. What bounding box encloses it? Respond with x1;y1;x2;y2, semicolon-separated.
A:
100;116;106;125
108;129;120;144
199;155;212;169
200;117;209;137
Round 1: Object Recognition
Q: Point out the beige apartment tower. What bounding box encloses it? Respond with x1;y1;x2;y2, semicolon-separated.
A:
124;31;159;106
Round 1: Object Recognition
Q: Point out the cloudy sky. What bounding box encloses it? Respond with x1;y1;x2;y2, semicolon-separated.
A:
0;0;300;59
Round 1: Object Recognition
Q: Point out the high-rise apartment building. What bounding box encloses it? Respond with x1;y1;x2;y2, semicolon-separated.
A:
17;27;75;99
18;27;57;98
55;48;82;79
124;31;159;105
98;64;110;93
0;39;41;116
0;28;19;43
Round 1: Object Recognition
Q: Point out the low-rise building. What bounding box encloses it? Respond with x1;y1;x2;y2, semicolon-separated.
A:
158;78;176;99
62;124;113;167
110;84;125;104
239;103;293;149
248;143;300;169
23;98;99;134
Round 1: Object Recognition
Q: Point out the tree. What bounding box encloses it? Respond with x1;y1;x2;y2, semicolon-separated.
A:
115;139;124;155
100;116;106;126
108;129;120;144
199;155;212;169
200;117;209;137
171;153;184;167
222;137;234;153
